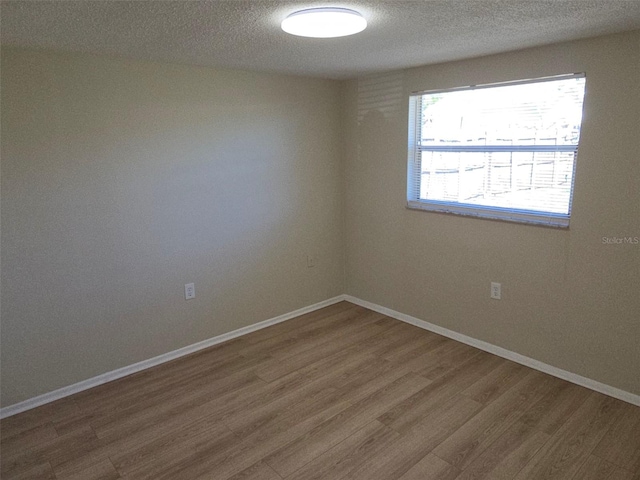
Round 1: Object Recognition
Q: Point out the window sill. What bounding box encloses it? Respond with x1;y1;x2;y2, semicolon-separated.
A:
406;200;570;228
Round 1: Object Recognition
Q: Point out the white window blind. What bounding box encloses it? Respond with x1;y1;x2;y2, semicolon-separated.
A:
407;74;586;227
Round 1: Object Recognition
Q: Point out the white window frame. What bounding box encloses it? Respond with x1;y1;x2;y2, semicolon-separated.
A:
407;74;586;228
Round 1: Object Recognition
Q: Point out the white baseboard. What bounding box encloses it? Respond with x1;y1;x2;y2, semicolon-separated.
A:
343;295;640;407
0;295;347;419
3;293;638;419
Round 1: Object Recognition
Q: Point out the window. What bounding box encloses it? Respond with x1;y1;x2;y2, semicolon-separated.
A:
407;74;586;227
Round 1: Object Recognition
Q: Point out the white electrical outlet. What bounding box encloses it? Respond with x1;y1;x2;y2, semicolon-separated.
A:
185;283;195;300
490;282;501;300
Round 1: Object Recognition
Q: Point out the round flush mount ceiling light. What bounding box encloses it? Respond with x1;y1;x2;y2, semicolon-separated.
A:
281;7;367;38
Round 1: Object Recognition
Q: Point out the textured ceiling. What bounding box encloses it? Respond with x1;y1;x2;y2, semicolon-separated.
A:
2;0;640;79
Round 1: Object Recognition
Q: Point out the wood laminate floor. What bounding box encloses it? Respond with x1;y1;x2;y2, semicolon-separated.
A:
2;301;639;480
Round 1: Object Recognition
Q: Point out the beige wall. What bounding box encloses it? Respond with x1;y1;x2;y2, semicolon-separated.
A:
2;31;639;409
0;48;344;407
343;31;640;396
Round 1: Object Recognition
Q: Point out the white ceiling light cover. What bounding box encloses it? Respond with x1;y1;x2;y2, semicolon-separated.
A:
281;7;367;38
